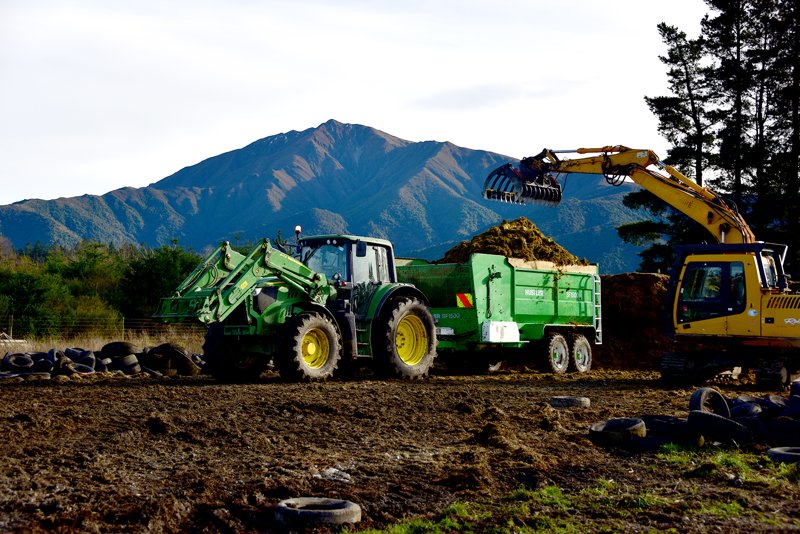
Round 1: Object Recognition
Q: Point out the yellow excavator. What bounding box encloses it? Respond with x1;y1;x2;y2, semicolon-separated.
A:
482;146;798;387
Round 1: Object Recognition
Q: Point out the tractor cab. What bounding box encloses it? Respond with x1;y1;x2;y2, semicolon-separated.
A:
298;235;398;288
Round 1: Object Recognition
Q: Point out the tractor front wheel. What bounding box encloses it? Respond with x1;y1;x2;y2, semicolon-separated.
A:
375;298;437;378
279;312;341;381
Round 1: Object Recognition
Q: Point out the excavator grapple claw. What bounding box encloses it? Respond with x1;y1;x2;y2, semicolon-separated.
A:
482;163;563;206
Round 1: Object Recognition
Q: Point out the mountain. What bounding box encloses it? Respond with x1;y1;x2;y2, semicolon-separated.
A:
0;119;646;272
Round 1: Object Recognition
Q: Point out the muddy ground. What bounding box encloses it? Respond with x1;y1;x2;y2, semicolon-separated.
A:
1;368;798;532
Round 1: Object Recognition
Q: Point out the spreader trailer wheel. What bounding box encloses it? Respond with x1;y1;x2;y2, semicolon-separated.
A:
543;332;570;374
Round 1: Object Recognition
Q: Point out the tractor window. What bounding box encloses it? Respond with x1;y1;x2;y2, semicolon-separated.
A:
677;262;745;323
352;245;391;284
302;242;348;280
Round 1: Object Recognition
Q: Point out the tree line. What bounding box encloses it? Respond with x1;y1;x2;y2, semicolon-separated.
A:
619;0;800;272
0;238;201;338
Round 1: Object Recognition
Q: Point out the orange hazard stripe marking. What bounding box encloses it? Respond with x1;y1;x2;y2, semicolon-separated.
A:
456;293;474;308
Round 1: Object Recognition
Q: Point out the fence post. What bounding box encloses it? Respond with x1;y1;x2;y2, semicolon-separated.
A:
9;314;12;340
121;316;125;340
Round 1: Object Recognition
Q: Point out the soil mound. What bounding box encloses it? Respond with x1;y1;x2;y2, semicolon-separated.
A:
594;272;674;369
437;217;587;265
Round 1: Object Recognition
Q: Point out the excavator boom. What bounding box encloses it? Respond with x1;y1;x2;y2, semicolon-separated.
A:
483;146;755;245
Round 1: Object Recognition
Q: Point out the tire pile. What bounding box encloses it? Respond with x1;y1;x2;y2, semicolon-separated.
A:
0;341;204;382
589;383;800;463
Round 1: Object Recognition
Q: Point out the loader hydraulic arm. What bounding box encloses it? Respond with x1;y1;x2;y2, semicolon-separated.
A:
154;238;334;324
483;146;755;245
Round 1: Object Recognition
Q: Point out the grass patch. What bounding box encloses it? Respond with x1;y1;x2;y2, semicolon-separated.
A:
700;500;745;518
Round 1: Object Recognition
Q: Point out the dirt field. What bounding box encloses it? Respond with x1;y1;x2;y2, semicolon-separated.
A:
1;368;798;532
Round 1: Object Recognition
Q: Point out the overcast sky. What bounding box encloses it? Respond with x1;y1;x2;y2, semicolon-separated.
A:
0;0;709;205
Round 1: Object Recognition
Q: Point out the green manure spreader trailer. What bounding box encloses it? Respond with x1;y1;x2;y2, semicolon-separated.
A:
155;231;601;381
396;254;601;374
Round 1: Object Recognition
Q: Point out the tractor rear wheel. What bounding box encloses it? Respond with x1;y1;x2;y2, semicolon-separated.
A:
375;298;437;378
543;332;569;374
278;312;341;381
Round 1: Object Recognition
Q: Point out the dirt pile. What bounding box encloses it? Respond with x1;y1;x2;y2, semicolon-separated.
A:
594;272;674;369
437;217;587;265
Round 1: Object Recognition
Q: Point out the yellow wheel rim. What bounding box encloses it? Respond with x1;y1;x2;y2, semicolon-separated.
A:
301;328;330;369
395;314;428;366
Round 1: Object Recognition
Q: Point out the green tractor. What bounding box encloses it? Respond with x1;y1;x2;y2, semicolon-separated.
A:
154;232;436;381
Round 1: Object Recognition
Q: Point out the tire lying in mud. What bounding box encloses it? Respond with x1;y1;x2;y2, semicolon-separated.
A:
145;343;202;377
278;312;342;381
689;387;731;418
274;497;361;528
550;396;591;408
687;410;757;445
374;298;437;378
2;353;34;371
109;354;141;375
639;414;705;447
767;447;800;464
588;417;646;448
759;417;800;446
100;342;141;359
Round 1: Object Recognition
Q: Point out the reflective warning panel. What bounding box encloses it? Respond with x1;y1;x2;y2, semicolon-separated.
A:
456;293;474;308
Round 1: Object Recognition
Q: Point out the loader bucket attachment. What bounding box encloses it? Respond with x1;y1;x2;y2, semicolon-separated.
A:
482;163;562;206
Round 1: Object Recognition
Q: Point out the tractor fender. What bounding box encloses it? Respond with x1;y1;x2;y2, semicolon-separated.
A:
367;283;430;321
288;302;342;336
363;284;431;354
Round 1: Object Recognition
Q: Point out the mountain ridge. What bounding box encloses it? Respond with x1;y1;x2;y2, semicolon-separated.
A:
0;119;645;272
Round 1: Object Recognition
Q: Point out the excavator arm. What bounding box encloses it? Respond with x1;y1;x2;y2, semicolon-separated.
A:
483;146;755;245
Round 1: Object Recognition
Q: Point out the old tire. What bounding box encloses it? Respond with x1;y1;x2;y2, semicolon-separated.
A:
543;332;569;374
782;395;800;417
759;417;800;446
767;447;800;464
687;410;756;445
689;387;731;418
110;354;139;373
3;353;34;371
150;343;201;376
100;341;141;359
639;414;704;447
275;497;361;527
568;334;592;373
278;312;341;381
550;396;590;408
588;417;646;447
375;298;436;378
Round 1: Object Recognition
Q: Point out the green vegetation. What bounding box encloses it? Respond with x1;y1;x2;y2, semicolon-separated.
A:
0;239;201;338
621;0;800;272
364;446;800;533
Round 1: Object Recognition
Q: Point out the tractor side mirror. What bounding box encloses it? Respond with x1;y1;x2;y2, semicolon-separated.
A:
356;240;367;257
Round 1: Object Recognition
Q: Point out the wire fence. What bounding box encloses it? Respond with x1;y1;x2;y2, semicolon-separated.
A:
0;315;206;343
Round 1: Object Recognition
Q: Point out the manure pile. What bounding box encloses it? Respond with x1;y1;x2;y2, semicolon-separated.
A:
437;217;587;265
594;272;674;370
